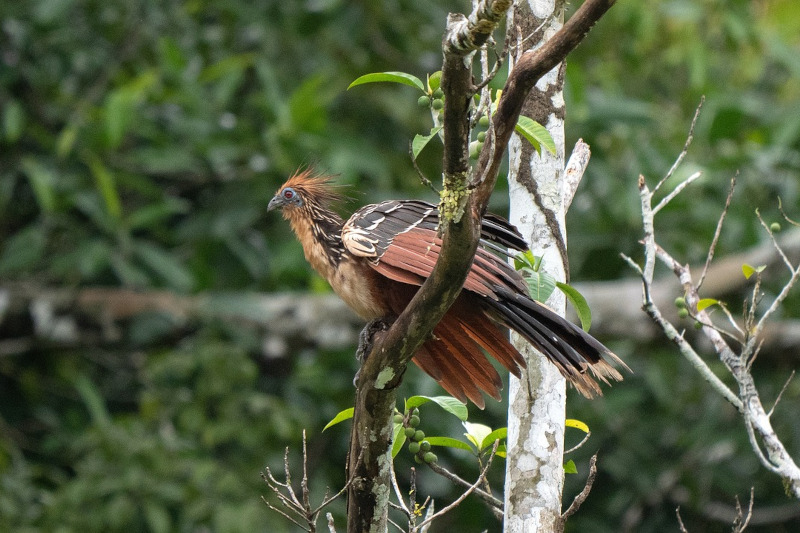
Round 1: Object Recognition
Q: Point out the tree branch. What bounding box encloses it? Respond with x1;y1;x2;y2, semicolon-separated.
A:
346;2;617;530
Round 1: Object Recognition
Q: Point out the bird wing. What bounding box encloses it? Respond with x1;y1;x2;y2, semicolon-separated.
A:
341;200;527;298
341;199;626;405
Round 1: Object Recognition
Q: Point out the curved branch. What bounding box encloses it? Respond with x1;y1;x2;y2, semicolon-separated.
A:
346;1;618;531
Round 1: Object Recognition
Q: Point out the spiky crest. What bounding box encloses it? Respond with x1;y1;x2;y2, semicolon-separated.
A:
280;168;345;209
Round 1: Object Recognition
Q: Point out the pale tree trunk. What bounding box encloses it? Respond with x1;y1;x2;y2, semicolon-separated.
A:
504;1;569;532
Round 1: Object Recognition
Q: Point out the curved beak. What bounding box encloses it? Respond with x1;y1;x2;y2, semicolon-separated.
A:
267;195;284;212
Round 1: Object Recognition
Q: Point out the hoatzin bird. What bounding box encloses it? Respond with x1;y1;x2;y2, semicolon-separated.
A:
269;170;625;407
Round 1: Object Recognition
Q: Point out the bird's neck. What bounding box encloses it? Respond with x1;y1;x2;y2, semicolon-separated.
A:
285;205;347;281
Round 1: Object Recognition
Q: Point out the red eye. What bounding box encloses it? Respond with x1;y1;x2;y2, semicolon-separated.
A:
283;189;294;199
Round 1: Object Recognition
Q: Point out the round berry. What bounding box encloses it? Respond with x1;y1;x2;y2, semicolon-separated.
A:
694;321;703;330
393;414;404;425
478;115;490;127
417;95;431;108
469;141;481;160
433;88;444;99
405;427;416;438
432;99;444;110
409;415;420;428
477;131;486;142
420;441;431;452
674;297;686;308
423;452;438;464
408;441;421;454
771;222;781;232
413;430;425;442
678;308;689;319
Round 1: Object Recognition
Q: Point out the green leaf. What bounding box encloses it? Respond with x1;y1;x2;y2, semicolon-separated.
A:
348;71;425;92
199;53;256;82
288;74;331;133
565;418;590;433
131;240;194;292
323;407;354;432
697;298;720;311
411;126;442;159
74;374;111;427
463;422;492;450
564;459;578;474
87;155;122;220
495;445;507;458
0;225;47;275
3;99;25;142
144;502;171;533
524;269;557;303
405;395;468;421
742;263;766;279
20;158;57;213
556;282;592;331
392;421;406;458
480;427;507;451
513;250;541;272
56;123;79;159
103;71;157;148
424;436;473;452
515;116;556;155
427;71;442;92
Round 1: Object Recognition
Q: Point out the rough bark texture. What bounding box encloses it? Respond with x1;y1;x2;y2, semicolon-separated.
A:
504;1;568;531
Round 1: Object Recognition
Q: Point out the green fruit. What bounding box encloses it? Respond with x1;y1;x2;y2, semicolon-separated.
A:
432;98;444;110
405;427;416;438
414;455;423;464
469;141;481;160
433;88;444;99
678;308;689;319
413;408;419;416
393;414;404;424
413;430;425;441
417;95;431;108
409;415;420;428
477;131;486;142
478;115;490;127
420;440;431;452
408;441;421;454
694;321;703;330
674;297;686;308
423;452;437;464
771;222;781;232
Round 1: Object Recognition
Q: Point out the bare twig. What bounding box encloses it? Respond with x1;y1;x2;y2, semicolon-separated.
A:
652;171;703;215
653;96;704;195
629;108;800;499
563;139;592;210
732;488;755;533
408;142;439;194
561;453;599;521
415;440;500;531
768;370;795;418
698;174;737;289
676;507;690;533
426;460;503;518
564;429;592;455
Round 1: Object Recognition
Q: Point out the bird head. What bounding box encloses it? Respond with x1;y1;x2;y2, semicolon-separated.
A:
268;169;343;214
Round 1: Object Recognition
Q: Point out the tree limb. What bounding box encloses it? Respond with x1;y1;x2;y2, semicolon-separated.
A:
345;2;617;530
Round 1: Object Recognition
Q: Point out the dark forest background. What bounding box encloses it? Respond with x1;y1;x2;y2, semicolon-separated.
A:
2;1;800;531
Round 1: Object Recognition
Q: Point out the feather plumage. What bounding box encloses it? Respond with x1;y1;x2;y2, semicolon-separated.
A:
270;171;627;406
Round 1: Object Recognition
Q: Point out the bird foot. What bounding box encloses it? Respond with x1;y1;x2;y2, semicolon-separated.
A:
354;319;391;386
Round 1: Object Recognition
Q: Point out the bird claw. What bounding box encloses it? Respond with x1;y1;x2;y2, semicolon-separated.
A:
354;319;390;386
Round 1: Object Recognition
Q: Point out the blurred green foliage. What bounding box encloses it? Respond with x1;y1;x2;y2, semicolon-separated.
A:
1;0;799;531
